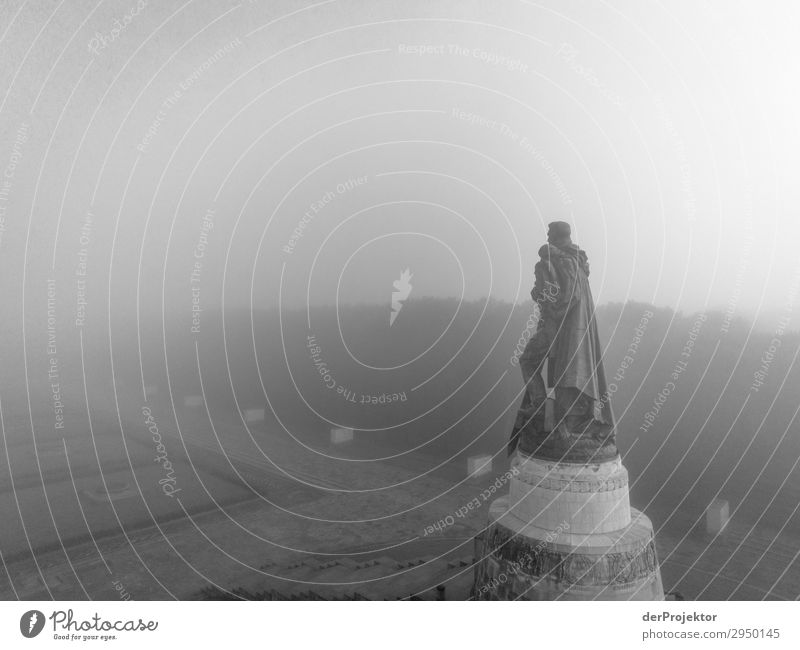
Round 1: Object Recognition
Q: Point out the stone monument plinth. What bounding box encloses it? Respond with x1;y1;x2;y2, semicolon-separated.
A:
467;454;493;478
244;408;265;423
330;427;354;444
706;498;729;535
472;452;663;600
472;222;664;600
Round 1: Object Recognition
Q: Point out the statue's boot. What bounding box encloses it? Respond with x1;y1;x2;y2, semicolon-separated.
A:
516;402;546;432
554;387;594;432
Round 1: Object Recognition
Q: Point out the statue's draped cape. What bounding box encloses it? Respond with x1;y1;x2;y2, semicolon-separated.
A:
538;242;614;427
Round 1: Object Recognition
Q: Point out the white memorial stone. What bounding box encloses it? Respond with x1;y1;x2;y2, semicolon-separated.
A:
706;498;729;534
467;454;493;478
331;427;354;444
244;408;265;422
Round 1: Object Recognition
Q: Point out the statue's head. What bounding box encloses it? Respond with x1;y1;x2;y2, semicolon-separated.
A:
547;221;572;246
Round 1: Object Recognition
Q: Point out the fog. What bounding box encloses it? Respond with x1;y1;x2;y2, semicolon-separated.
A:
2;1;799;321
1;0;800;601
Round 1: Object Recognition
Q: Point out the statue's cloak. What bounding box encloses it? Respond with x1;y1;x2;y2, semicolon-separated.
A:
538;243;614;427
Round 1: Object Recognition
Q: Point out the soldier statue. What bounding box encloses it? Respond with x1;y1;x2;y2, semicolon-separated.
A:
509;221;616;461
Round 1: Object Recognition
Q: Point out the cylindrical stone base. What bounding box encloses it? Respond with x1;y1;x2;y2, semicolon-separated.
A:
472;496;664;600
509;455;631;534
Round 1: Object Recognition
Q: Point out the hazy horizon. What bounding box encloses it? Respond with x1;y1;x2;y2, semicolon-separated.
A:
1;0;799;326
3;1;800;608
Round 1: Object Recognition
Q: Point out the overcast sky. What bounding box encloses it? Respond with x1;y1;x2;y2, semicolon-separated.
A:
1;0;799;328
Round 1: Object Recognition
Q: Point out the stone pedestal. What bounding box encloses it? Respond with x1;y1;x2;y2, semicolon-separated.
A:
330;427;354;444
706;498;729;534
244;408;265;423
472;453;664;600
467;454;493;478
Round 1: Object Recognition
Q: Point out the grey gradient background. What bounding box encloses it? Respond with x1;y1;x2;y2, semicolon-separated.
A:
1;0;800;603
1;0;797;320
